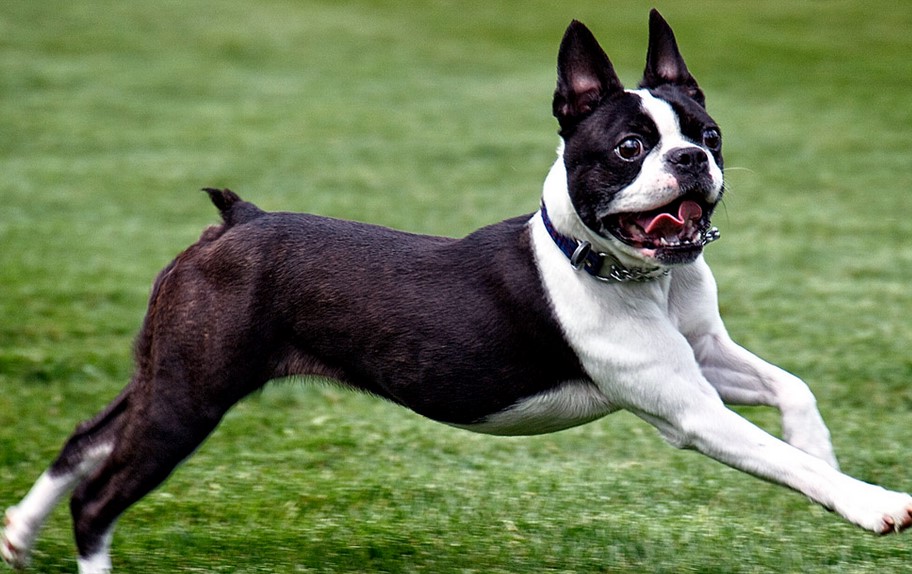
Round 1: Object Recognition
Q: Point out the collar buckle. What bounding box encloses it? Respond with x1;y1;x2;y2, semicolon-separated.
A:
569;241;592;271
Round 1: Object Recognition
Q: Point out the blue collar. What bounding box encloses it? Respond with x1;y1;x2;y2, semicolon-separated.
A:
539;202;669;283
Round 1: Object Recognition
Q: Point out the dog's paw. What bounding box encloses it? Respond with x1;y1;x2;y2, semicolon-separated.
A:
876;498;912;535
838;488;912;534
2;507;34;569
77;552;113;574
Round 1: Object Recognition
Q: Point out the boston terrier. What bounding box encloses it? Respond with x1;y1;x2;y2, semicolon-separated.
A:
4;10;911;574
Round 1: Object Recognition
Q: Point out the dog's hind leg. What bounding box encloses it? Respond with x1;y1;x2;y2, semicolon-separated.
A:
2;467;108;570
2;390;126;570
2;377;233;573
67;387;234;574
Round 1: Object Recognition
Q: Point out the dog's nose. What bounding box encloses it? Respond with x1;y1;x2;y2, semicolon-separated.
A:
667;147;709;175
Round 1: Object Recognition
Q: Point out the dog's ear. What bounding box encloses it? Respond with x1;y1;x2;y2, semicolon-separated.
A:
639;9;705;107
553;20;623;133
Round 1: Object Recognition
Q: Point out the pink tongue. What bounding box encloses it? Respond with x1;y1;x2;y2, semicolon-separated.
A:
642;200;703;236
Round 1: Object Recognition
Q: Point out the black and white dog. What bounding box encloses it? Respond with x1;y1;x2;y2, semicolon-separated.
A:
3;10;911;573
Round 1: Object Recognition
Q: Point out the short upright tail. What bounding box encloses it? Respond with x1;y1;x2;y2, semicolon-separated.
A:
201;188;265;227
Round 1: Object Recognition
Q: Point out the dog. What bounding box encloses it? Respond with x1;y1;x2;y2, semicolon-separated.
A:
4;9;912;574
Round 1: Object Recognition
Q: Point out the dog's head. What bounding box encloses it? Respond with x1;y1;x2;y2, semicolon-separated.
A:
551;9;723;267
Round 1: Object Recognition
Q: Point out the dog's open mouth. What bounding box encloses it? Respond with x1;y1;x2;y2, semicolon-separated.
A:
605;193;716;255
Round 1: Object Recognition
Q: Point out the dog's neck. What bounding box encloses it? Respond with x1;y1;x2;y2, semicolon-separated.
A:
539;143;669;283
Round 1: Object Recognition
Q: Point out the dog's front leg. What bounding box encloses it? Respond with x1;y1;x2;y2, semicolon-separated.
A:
613;372;912;533
690;332;839;468
670;259;837;467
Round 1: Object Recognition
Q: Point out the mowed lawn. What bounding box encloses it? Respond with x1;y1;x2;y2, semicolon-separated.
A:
2;1;912;572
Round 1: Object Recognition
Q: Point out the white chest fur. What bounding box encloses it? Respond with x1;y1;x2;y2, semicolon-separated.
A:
529;205;701;388
454;148;714;437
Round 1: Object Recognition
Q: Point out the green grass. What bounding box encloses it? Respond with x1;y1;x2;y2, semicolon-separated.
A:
2;1;912;572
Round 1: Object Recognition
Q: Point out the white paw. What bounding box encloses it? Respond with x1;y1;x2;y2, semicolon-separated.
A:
77;550;113;574
2;506;34;569
838;488;912;534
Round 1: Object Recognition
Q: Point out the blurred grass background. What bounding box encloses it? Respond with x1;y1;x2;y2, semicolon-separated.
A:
2;1;912;572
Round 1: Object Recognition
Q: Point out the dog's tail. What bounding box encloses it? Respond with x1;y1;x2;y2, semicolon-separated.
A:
202;187;265;227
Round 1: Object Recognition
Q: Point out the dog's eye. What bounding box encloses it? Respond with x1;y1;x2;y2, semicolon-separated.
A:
615;137;645;161
702;128;722;151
